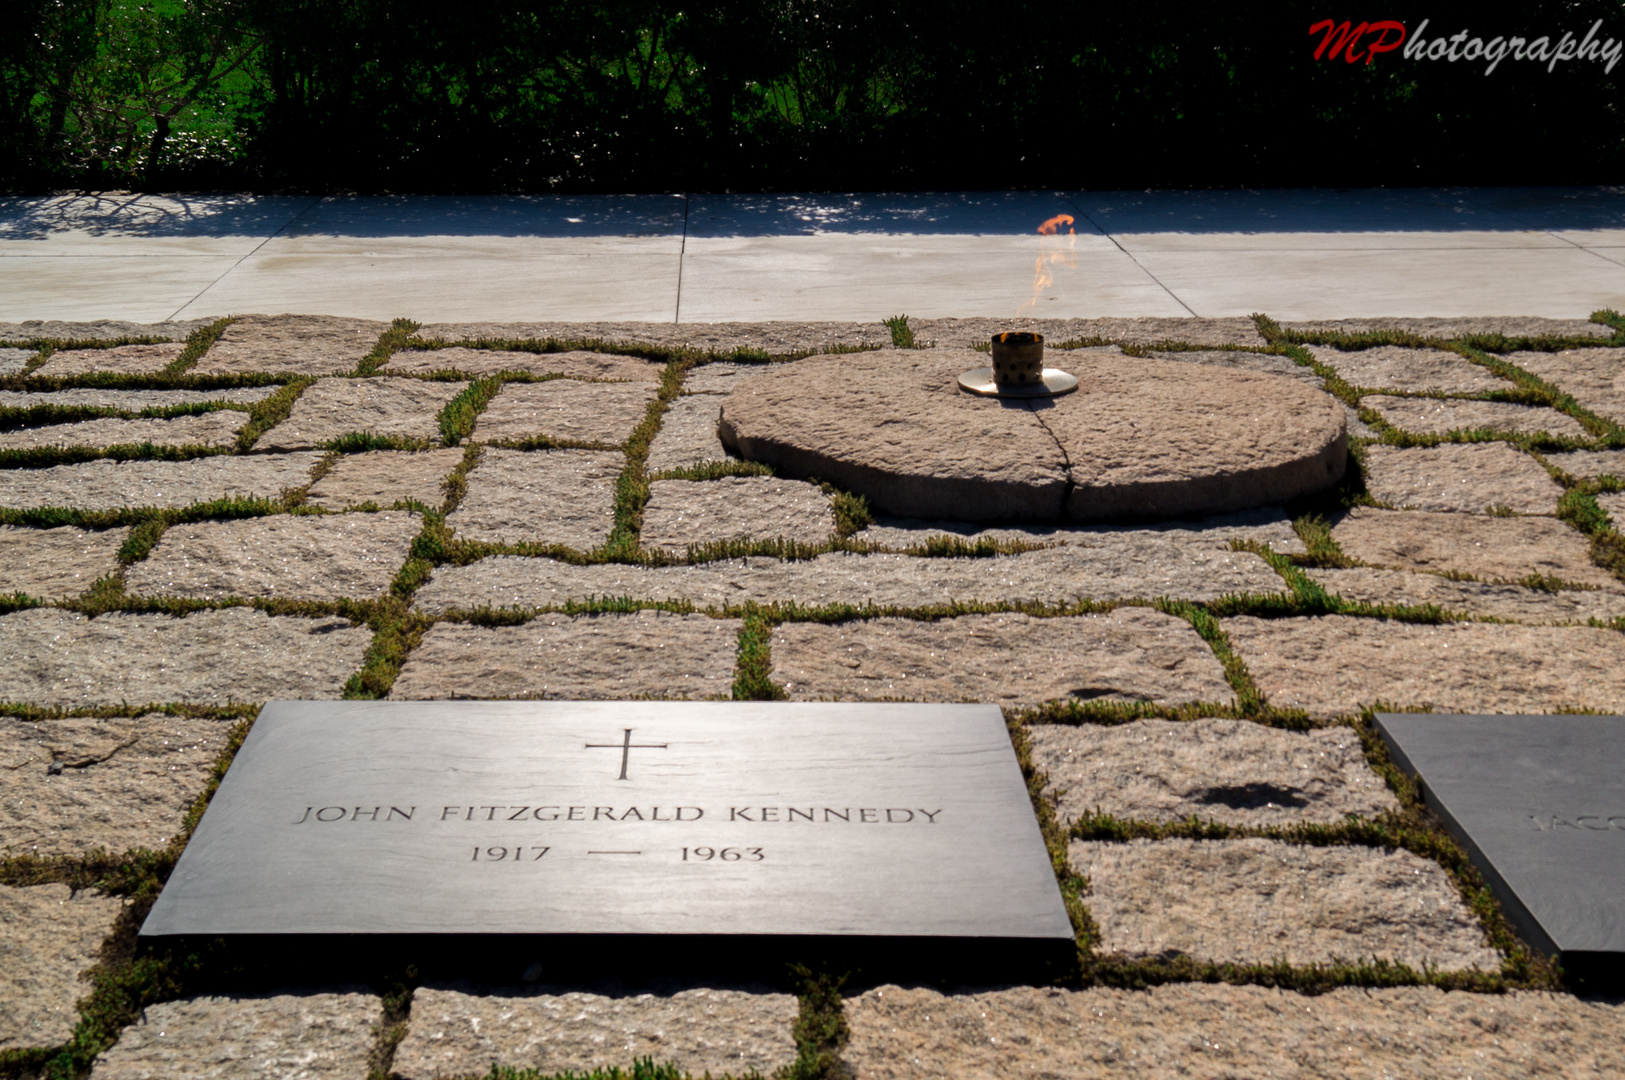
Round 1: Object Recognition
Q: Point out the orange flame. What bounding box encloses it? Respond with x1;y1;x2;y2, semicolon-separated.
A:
1017;214;1076;317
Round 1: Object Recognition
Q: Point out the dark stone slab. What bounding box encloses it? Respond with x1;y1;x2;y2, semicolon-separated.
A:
142;701;1072;980
1374;713;1625;987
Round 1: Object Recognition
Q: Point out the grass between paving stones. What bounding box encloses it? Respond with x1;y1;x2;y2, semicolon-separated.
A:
883;314;916;349
650;459;775;482
163;318;233;375
356;318;420;376
0;398;253;432
235;377;313;451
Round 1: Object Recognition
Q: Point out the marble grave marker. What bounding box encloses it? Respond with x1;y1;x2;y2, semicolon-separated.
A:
142;700;1072;971
1376;712;1625;983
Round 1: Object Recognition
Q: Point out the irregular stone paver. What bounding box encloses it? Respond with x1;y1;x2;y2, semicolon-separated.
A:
0;412;246;450
0;607;371;706
1599;491;1625;528
1150;348;1324;388
0;387;278;410
0;453;321;512
646;395;731;473
393;984;797;1079
1309;344;1513;393
683;361;770;394
722;351;1347;521
448;448;621;549
415;321;889;354
0;715;227;856
412;544;1287;615
124;512;420;600
0;883;125;1049
842;983;1625;1079
770;610;1232;708
1309;566;1625;623
1071;838;1497;970
854;508;1307;555
1286;316;1612;339
1027;718;1395;826
0;319;208;343
640;477;835;554
1546;448;1625;480
0;348;36;374
389;611;740;700
192;315;386;375
1361;441;1561;513
35;342;183;376
254;377;465;451
1224;615;1625;717
1332;506;1615;588
910;317;1266;348
303;448;464;510
385;346;663;382
0;526;127;599
1507;347;1625;422
1362;395;1587;439
89;990;379;1080
472;379;655;446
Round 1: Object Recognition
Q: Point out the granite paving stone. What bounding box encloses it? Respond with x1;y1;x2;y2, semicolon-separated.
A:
1027;718;1395;826
1308;566;1625;623
1361;395;1588;439
447;448;622;549
1070;838;1498;970
191;315;386;375
770;610;1232;708
89;990;380;1080
253;377;465;451
1309;344;1513;393
1331;506;1615;588
34;343;183;376
1545;448;1625;480
842;983;1625;1079
1361;442;1561;513
1224;615;1625;717
1285;316;1612;339
389;611;741;700
0;715;228;856
0;607;371;706
683;361;770;395
392;984;798;1079
1506;347;1625;422
853;508;1307;555
1598;491;1625;528
0;387;278;410
640;477;836;554
384;346;663;382
472;379;655;446
645;394;732;474
0;526;128;599
124;512;420;600
1149;348;1324;388
0;412;247;450
0;348;38;374
411;543;1287;615
0;883;125;1049
302;448;464;510
414;320;888;354
0;319;209;344
909;316;1267;348
0;453;322;512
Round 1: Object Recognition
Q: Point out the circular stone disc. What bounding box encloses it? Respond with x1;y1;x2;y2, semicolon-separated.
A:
716;349;1348;522
957;367;1079;398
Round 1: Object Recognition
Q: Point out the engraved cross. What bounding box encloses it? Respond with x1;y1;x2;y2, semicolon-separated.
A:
585;728;668;781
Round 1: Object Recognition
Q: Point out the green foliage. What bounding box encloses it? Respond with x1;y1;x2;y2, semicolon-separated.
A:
883;315;915;349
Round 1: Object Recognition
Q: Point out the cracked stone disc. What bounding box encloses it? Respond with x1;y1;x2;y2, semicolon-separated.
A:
957;367;1079;398
717;349;1348;522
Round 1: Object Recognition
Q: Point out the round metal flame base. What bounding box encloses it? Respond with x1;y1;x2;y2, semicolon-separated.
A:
957;367;1079;398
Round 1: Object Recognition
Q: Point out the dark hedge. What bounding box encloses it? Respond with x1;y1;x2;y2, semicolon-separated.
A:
3;0;1623;193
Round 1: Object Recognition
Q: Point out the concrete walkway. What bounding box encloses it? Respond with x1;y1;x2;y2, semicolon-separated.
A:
3;188;1624;323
